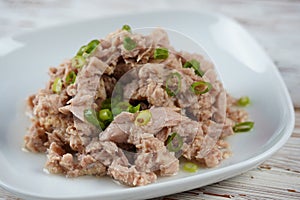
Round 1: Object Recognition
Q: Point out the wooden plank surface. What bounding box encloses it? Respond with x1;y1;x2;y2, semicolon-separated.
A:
0;0;299;199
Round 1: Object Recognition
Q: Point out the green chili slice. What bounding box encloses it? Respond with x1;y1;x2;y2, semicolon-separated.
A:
123;37;136;51
122;24;132;32
84;108;101;128
237;96;251;107
183;162;198;173
165;72;181;97
65;71;76;85
99;109;113;122
233;121;254;133
52;77;62;93
190;81;212;95
166;132;183;152
135;110;152;126
71;55;85;68
154;47;169;59
183;59;204;77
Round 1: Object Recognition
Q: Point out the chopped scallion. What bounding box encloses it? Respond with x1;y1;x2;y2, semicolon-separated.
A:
71;55;85;68
165;72;181;97
112;107;122;116
77;45;87;56
233;121;254;133
190;81;212;95
65;71;76;85
135;110;152;126
113;102;131;115
154;47;169;59
99;120;106;130
122;24;132;32
84;108;101;129
76;39;100;59
166;132;183;152
183;59;204;77
237;96;251;107
101;98;112;110
84;39;100;54
183;162;198;173
123;37;136;51
52;77;62;93
129;104;140;113
99;109;113;122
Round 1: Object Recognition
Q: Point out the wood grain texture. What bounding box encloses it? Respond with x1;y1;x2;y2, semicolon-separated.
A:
0;0;299;199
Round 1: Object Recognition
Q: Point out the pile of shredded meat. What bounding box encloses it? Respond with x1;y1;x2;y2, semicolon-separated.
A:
24;27;249;186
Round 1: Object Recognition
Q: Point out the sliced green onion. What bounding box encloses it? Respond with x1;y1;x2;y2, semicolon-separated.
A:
233;121;254;133
190;81;212;95
71;55;85;68
99;109;113;122
129;104;140;113
165;72;181;97
112;107;122;116
237;96;251;107
154;47;169;59
52;77;62;93
166;132;183;152
183;162;198;173
101;98;112;110
135;110;152;126
76;39;100;58
65;71;76;85
98;120;106;130
123;37;136;51
77;45;87;56
166;132;176;145
113;102;131;115
122;24;132;32
84;109;101;128
183;59;204;77
84;39;100;54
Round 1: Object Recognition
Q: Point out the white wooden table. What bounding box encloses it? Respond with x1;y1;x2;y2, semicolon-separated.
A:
1;0;299;199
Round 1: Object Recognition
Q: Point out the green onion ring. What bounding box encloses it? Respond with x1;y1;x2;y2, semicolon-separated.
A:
153;47;169;59
122;24;132;32
165;72;182;97
166;132;183;152
52;77;62;93
233;121;254;133
190;81;212;95
183;162;198;173
99;109;113;122
84;108;101;128
129;104;140;113
65;71;76;85
84;39;100;54
237;96;251;107
123;37;136;51
71;55;85;68
135;110;152;126
183;59;204;77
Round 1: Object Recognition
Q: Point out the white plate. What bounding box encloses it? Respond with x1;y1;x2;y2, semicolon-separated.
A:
0;10;294;200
